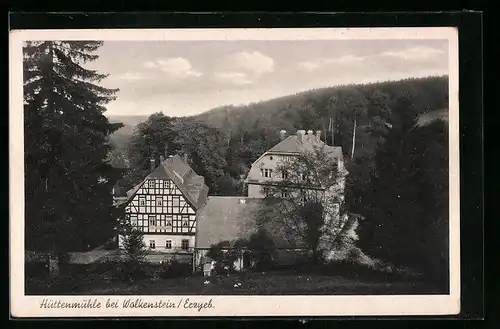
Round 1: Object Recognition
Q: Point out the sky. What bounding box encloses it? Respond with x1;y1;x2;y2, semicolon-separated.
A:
88;39;449;117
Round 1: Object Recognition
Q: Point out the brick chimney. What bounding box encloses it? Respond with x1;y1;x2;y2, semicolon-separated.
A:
150;158;156;171
297;130;306;143
280;130;287;141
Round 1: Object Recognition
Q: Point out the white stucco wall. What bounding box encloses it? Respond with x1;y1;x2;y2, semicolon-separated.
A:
247;184;265;198
118;234;195;252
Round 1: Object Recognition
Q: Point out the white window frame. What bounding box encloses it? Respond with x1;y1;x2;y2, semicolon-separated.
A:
165;240;172;249
149;240;156;249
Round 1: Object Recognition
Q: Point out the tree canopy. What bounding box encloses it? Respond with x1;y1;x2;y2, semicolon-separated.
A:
24;41;122;252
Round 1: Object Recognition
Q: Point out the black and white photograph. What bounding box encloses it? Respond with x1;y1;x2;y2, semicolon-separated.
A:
10;27;460;317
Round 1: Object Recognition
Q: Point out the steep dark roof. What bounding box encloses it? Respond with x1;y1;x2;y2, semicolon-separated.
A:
267;135;343;159
125;155;209;210
195;197;262;249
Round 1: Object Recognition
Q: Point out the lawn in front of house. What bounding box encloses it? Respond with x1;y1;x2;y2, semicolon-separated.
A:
26;269;444;295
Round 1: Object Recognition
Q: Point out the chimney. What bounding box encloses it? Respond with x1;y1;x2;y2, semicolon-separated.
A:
315;130;321;142
279;130;287;141
307;130;313;141
184;153;188;163
297;130;306;143
150;158;156;171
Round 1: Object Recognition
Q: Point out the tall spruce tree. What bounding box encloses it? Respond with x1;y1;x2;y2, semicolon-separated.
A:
358;92;449;285
23;41;122;253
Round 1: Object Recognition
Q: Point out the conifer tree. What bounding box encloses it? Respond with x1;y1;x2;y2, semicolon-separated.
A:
23;41;122;252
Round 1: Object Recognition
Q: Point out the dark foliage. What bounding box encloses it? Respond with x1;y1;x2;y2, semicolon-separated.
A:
23;41;123;252
358;114;449;283
157;260;193;279
246;229;276;270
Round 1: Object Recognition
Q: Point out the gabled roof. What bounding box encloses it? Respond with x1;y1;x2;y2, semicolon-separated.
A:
124;155;209;210
195;197;303;249
267;135;343;159
195;197;261;249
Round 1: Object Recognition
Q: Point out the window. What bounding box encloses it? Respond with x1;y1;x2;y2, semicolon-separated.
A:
130;215;138;226
149;216;156;227
281;191;288;198
281;171;288;179
181;239;189;250
156;197;162;206
139;196;146;206
163;180;169;188
301;173;307;181
148;180;155;188
182;220;189;227
264;169;272;178
149;240;156;249
165;240;172;249
260;168;264;177
270;156;274;160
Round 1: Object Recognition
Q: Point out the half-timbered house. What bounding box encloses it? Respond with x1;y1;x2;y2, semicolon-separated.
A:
118;154;209;259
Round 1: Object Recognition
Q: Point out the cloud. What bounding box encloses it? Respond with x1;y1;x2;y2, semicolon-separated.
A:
298;61;320;72
225;51;275;76
298;55;366;72
116;72;150;81
214;71;255;85
379;47;445;61
144;57;202;78
213;51;274;86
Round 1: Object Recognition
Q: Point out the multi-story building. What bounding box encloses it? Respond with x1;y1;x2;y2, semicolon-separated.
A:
118;154;209;257
244;129;347;200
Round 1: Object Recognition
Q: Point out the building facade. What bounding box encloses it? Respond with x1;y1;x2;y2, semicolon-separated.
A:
118;155;209;258
244;129;347;199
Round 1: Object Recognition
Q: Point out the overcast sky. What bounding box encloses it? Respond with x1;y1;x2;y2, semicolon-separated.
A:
88;39;449;117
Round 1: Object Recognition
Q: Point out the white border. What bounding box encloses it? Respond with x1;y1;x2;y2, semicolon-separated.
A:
9;27;460;318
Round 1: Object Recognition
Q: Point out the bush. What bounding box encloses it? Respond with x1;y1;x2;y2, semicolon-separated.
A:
247;229;276;271
113;259;151;282
157;260;193;279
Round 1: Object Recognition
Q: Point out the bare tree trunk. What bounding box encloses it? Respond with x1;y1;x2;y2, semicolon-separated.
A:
351;116;357;159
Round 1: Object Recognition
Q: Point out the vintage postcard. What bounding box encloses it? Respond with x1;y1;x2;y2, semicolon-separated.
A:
10;27;460;317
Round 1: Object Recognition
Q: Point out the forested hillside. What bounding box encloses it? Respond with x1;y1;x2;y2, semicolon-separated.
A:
193;76;448;161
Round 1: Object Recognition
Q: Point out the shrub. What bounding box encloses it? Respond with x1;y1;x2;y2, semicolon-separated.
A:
247;229;276;271
113;259;150;282
157;260;193;279
207;241;240;275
